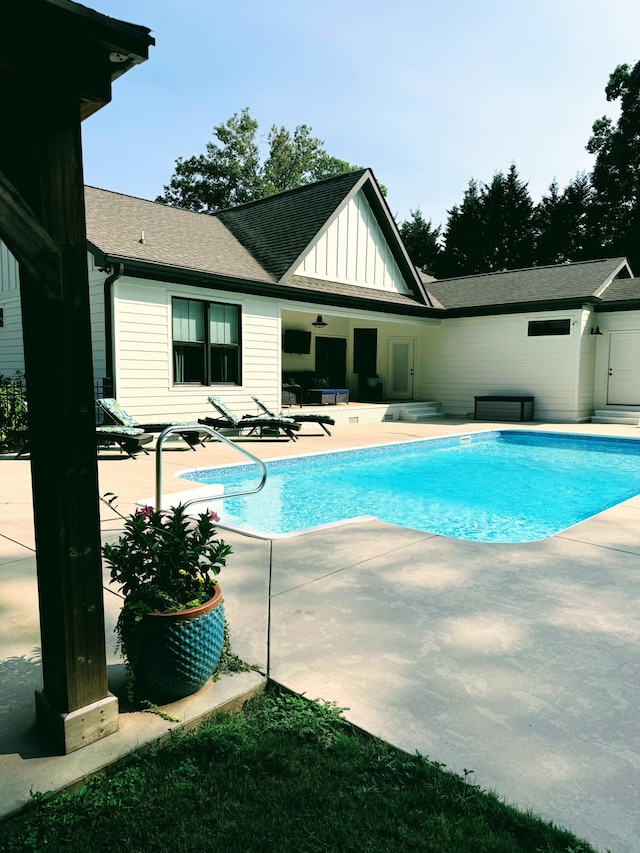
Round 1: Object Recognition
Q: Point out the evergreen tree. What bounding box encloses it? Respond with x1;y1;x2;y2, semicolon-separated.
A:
439;165;534;277
533;173;594;265
399;208;442;274
480;164;534;271
439;179;484;277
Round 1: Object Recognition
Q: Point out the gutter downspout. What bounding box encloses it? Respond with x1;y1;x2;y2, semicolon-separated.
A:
103;262;123;397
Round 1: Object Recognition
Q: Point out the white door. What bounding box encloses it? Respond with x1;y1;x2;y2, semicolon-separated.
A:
388;338;415;400
607;331;640;404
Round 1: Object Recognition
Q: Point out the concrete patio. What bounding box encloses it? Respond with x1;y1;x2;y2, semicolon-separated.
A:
1;417;639;852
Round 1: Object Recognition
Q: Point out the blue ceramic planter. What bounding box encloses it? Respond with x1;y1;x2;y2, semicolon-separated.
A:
133;585;225;702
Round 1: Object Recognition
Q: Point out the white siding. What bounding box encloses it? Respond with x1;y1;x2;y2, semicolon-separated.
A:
112;278;281;422
576;308;598;419
294;190;410;294
424;310;586;421
0;241;24;375
592;310;640;409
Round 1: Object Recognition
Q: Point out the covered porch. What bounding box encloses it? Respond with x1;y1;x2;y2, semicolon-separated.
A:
279;306;441;409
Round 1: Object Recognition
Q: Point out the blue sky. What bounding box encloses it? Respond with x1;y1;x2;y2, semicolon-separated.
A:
83;0;640;231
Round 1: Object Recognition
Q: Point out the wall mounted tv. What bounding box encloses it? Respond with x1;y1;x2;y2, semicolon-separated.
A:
283;328;312;354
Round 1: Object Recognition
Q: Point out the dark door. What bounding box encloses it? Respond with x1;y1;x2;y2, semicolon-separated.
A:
315;337;347;386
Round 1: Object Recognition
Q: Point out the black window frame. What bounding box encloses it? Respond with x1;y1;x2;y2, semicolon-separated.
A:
527;318;571;337
172;296;242;386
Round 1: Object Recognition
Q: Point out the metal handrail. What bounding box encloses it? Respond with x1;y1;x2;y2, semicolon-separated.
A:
154;424;267;511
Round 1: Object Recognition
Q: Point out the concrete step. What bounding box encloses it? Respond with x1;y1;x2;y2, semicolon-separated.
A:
398;402;444;422
592;415;640;425
592;409;640;424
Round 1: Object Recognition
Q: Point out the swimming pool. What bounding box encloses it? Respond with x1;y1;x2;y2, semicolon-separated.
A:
179;430;640;542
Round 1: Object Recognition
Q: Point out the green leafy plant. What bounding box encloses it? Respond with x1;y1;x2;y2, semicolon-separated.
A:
102;501;232;616
101;498;233;701
0;371;27;451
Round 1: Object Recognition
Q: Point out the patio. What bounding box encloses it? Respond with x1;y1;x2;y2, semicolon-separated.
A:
1;417;639;852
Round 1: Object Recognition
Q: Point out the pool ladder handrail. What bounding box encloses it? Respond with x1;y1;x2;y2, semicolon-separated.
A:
154;424;267;512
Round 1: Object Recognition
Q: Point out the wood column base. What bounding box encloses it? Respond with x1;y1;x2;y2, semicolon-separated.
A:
35;690;119;754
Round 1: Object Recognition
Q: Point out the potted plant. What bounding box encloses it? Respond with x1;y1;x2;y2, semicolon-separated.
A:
102;501;232;704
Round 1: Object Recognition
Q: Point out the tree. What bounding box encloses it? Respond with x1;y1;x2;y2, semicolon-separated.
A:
157;107;359;213
438;164;534;277
399;208;441;274
439;179;484;277
587;60;640;269
533;173;594;266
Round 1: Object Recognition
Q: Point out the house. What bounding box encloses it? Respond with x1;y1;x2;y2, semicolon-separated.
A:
2;167;640;425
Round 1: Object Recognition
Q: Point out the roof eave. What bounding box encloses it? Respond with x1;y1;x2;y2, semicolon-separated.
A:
444;297;599;318
96;253;443;318
596;300;640;313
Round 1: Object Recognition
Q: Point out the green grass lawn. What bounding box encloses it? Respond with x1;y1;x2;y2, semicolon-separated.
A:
0;685;600;853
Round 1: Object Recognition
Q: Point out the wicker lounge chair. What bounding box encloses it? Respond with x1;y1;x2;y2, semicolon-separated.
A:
199;396;301;441
96;398;205;450
96;426;153;458
251;396;334;436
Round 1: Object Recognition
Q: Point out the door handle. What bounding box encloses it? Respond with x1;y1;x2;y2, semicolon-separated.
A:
410;368;414;376
609;369;613;375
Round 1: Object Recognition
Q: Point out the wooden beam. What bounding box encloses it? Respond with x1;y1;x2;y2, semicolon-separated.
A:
0;168;61;296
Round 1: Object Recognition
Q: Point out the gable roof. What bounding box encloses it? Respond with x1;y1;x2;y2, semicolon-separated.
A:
426;257;632;316
215;168;433;306
85;172;437;315
215;170;368;281
597;275;640;309
84;186;274;284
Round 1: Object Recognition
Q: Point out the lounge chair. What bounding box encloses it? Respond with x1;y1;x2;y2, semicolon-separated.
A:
16;425;153;460
96;398;205;450
198;395;301;441
252;396;334;436
96;426;153;459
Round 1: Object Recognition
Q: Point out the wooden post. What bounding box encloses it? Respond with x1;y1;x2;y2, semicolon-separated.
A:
0;92;118;753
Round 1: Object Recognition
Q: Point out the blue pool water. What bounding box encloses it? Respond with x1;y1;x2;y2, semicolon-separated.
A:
179;430;640;542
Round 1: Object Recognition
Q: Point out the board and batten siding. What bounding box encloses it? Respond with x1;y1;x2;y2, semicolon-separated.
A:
0;240;24;375
424;310;585;421
88;255;107;385
111;277;281;422
294;190;411;294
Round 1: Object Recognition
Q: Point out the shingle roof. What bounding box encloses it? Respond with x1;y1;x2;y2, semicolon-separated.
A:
287;274;430;311
214;170;368;280
597;276;640;303
85;185;634;319
84;186;274;283
426;258;630;312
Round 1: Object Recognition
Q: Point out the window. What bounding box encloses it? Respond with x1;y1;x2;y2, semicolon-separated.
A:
172;297;240;385
0;307;4;328
353;328;377;375
527;319;571;337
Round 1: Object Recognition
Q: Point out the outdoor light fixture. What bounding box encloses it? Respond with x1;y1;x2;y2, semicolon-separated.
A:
312;315;328;327
591;326;603;335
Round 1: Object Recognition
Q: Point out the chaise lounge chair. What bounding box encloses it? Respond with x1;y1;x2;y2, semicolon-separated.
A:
96;398;206;450
198;395;301;441
17;425;153;460
96;426;154;459
251;396;335;436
